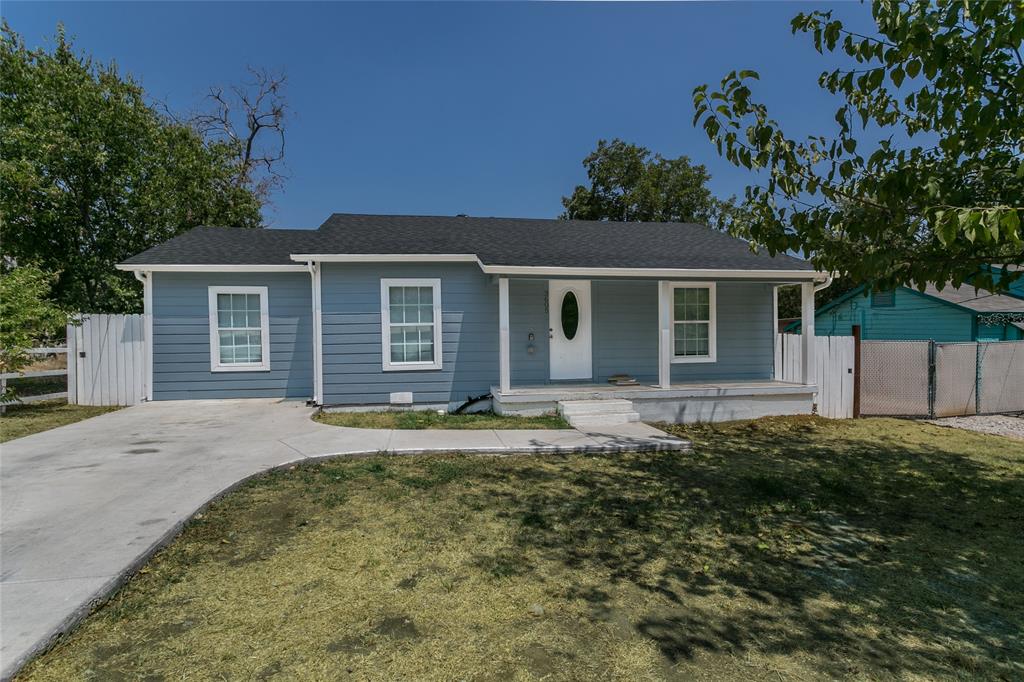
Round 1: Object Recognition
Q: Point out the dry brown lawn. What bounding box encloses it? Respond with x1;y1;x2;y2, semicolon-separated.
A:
18;416;1024;681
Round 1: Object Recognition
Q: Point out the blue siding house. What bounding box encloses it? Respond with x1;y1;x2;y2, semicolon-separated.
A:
790;281;1024;342
118;213;830;423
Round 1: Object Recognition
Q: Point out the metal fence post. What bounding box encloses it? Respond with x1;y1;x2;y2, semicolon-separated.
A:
975;343;983;415
927;340;936;419
852;325;862;418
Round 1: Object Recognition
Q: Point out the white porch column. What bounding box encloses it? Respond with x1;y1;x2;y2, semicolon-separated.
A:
800;281;816;385
498;276;511;394
310;261;324;405
658;280;671;388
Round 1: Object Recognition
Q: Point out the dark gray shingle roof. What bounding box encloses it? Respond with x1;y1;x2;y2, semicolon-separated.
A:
121;213;815;271
120;227;315;266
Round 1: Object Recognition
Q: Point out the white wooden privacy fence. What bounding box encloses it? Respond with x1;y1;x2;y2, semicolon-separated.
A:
68;314;146;406
775;333;855;419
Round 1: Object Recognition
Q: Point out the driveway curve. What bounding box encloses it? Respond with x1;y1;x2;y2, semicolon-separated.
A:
0;399;685;678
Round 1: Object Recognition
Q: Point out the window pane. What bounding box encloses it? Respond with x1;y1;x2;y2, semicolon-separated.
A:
218;331;234;363
673;323;686;355
673;288;710;322
385;284;438;365
217;293;263;330
247;331;263;363
673;322;710;357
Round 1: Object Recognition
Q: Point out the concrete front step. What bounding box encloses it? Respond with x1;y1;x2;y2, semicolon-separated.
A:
558;399;636;416
558;399;641;428
566;412;641;428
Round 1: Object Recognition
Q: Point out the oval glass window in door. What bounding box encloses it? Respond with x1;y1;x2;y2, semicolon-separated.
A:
560;291;579;340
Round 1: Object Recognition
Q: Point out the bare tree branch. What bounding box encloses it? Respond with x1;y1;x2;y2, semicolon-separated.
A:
191;66;289;205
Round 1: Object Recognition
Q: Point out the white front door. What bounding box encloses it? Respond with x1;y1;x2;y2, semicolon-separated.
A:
548;280;592;380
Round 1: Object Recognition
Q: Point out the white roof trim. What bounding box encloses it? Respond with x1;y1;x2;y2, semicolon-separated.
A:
477;264;826;280
289;254;480;263
118;257;824;280
116;264;308;272
289;253;823;280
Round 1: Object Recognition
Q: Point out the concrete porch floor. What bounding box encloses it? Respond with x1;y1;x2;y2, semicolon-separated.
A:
494;379;815;402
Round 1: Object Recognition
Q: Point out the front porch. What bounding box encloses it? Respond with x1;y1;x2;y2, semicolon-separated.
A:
492;275;821;423
492;379;817;424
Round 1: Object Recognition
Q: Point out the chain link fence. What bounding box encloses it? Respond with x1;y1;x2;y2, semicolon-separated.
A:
860;340;1024;417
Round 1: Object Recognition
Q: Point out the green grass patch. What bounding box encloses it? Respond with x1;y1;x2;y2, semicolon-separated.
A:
314;409;569;430
0;400;119;443
18;416;1024;681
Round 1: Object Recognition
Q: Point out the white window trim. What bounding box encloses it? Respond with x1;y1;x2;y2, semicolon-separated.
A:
208;286;271;372
670;281;717;364
380;278;443;372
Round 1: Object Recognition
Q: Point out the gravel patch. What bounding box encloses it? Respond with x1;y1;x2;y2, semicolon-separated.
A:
926;414;1024;441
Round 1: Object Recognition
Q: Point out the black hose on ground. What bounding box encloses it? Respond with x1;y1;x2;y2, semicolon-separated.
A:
452;393;493;414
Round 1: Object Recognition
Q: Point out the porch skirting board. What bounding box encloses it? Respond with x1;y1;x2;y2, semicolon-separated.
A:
493;383;816;424
630;393;813;424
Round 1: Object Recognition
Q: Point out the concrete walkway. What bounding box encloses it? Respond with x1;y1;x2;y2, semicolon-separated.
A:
0;399;686;678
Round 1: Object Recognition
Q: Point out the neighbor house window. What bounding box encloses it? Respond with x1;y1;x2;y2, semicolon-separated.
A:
208;286;270;372
871;290;895;307
380;278;443;371
671;282;716;363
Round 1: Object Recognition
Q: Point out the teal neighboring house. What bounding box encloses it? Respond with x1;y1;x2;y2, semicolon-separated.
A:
788;275;1024;342
982;264;1024;300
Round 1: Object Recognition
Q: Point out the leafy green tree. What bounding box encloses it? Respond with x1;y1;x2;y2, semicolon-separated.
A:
561;139;739;228
0;23;263;313
0;265;66;401
693;0;1023;293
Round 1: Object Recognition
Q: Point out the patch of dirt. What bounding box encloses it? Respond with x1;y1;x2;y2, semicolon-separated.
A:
255;661;283;680
326;635;374;655
521;643;561;678
374;615;420;640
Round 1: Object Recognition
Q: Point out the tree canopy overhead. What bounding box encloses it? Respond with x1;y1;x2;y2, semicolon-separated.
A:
693;0;1023;293
560;138;740;228
0;23;280;313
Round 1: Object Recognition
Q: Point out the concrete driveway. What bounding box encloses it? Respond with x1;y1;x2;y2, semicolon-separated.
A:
0;399;684;678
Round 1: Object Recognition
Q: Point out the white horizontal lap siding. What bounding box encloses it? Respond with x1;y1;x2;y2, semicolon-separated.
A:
150;272;313;400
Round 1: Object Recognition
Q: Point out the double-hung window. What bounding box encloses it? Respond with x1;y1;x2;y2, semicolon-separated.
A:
208;286;270;372
671;282;716;363
381;278;442;371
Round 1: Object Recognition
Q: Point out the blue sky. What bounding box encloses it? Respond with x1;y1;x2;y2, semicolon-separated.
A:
4;1;875;229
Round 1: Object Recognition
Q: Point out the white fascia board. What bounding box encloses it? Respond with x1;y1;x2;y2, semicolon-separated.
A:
477;264;828;280
289;254;480;263
123;257;825;281
116;264;307;272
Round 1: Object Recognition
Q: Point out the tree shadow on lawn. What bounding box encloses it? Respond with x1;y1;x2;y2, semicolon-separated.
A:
463;417;1024;680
